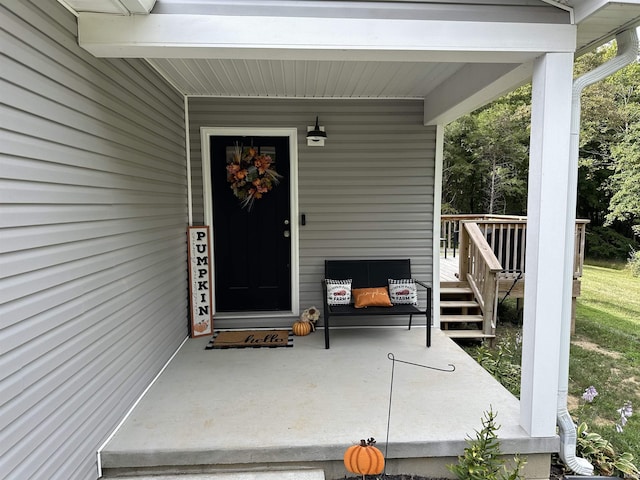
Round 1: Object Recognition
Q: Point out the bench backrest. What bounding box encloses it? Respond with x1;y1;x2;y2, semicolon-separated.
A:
325;259;412;289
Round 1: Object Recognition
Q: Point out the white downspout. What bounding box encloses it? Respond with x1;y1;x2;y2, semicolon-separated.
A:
558;28;639;476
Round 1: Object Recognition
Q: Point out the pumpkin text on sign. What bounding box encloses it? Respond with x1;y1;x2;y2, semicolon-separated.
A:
188;226;213;337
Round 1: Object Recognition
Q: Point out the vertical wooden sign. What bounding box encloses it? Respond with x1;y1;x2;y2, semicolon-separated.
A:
187;226;213;337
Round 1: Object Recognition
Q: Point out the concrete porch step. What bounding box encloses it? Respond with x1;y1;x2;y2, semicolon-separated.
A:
104;470;325;480
441;314;483;323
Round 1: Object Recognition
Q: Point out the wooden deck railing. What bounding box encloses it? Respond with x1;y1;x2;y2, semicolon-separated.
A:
458;222;502;336
443;215;589;337
441;214;589;279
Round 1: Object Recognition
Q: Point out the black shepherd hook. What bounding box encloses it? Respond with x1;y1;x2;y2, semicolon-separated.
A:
384;353;456;472
387;353;456;372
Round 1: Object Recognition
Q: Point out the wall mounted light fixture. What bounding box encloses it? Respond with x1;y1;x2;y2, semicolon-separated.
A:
306;116;327;146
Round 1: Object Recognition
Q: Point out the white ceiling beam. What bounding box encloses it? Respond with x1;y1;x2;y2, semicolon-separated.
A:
78;13;576;61
61;0;155;15
423;62;533;125
572;0;613;23
119;0;156;14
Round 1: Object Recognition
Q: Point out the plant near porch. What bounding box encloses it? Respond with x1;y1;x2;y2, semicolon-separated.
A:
470;335;522;398
573;422;639;479
448;408;526;480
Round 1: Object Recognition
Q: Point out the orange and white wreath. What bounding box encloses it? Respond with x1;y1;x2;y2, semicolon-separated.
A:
226;143;282;210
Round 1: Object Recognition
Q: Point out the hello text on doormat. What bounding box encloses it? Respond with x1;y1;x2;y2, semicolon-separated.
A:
205;330;293;349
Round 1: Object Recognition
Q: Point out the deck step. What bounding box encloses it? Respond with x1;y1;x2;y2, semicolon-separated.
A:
440;300;480;308
443;330;496;339
440;281;470;289
440;287;474;295
441;314;483;323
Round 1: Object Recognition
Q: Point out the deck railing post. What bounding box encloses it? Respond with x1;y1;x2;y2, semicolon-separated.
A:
481;264;498;338
459;222;470;280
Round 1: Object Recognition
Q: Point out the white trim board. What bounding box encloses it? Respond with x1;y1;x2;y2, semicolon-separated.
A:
200;127;300;320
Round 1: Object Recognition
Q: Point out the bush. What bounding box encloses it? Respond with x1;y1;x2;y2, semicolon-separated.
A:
585;226;639;260
628;248;640;277
497;298;522;325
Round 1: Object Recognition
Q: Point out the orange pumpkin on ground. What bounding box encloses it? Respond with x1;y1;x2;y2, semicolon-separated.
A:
292;320;312;336
344;438;385;477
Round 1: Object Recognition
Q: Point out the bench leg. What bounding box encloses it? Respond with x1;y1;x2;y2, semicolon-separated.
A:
324;315;330;349
408;314;413;330
426;288;432;347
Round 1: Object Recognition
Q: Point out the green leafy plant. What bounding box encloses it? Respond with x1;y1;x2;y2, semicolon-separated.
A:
448;408;526;480
472;338;522;397
574;422;639;479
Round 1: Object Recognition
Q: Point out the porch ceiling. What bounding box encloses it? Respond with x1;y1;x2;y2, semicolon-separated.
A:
146;58;470;98
67;0;640;124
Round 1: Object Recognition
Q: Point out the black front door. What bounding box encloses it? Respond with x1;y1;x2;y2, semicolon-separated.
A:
211;135;291;312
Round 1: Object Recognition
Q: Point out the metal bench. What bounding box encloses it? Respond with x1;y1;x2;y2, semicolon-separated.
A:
321;259;432;349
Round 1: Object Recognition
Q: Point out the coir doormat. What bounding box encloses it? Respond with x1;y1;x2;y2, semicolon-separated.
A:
205;330;293;349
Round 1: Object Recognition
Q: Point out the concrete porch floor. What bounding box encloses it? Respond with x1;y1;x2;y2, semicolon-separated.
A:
101;328;558;479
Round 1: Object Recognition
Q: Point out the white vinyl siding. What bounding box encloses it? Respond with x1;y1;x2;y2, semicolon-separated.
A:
1;2;188;479
188;98;435;325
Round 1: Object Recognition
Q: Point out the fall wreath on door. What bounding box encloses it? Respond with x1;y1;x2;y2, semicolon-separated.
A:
226;143;282;210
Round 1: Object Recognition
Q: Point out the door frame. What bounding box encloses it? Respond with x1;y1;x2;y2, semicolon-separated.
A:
200;127;300;320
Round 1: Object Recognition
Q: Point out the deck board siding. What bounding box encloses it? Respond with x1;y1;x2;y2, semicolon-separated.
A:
188;98;435;324
0;2;188;479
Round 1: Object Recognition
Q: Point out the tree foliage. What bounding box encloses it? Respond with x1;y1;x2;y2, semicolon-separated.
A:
578;45;640;235
443;87;531;215
443;41;640;247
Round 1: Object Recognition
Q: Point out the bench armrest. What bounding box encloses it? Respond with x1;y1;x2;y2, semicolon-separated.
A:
414;279;431;289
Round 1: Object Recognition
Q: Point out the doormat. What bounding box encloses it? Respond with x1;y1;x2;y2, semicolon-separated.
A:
205;330;293;349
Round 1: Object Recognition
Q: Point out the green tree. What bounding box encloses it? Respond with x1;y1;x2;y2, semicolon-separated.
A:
576;43;639;232
444;40;639;248
443;87;531;215
606;120;640;236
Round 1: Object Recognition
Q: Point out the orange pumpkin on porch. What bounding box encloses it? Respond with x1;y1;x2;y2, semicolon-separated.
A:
292;320;312;336
344;438;385;477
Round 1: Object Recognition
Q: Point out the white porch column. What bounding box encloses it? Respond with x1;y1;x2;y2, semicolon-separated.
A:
520;52;574;437
432;124;445;329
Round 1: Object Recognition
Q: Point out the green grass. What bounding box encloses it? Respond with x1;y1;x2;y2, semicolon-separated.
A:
466;261;640;473
571;262;640;461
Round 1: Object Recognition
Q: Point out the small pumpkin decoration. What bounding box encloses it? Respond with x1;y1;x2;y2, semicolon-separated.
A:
344;437;385;479
292;320;312;336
